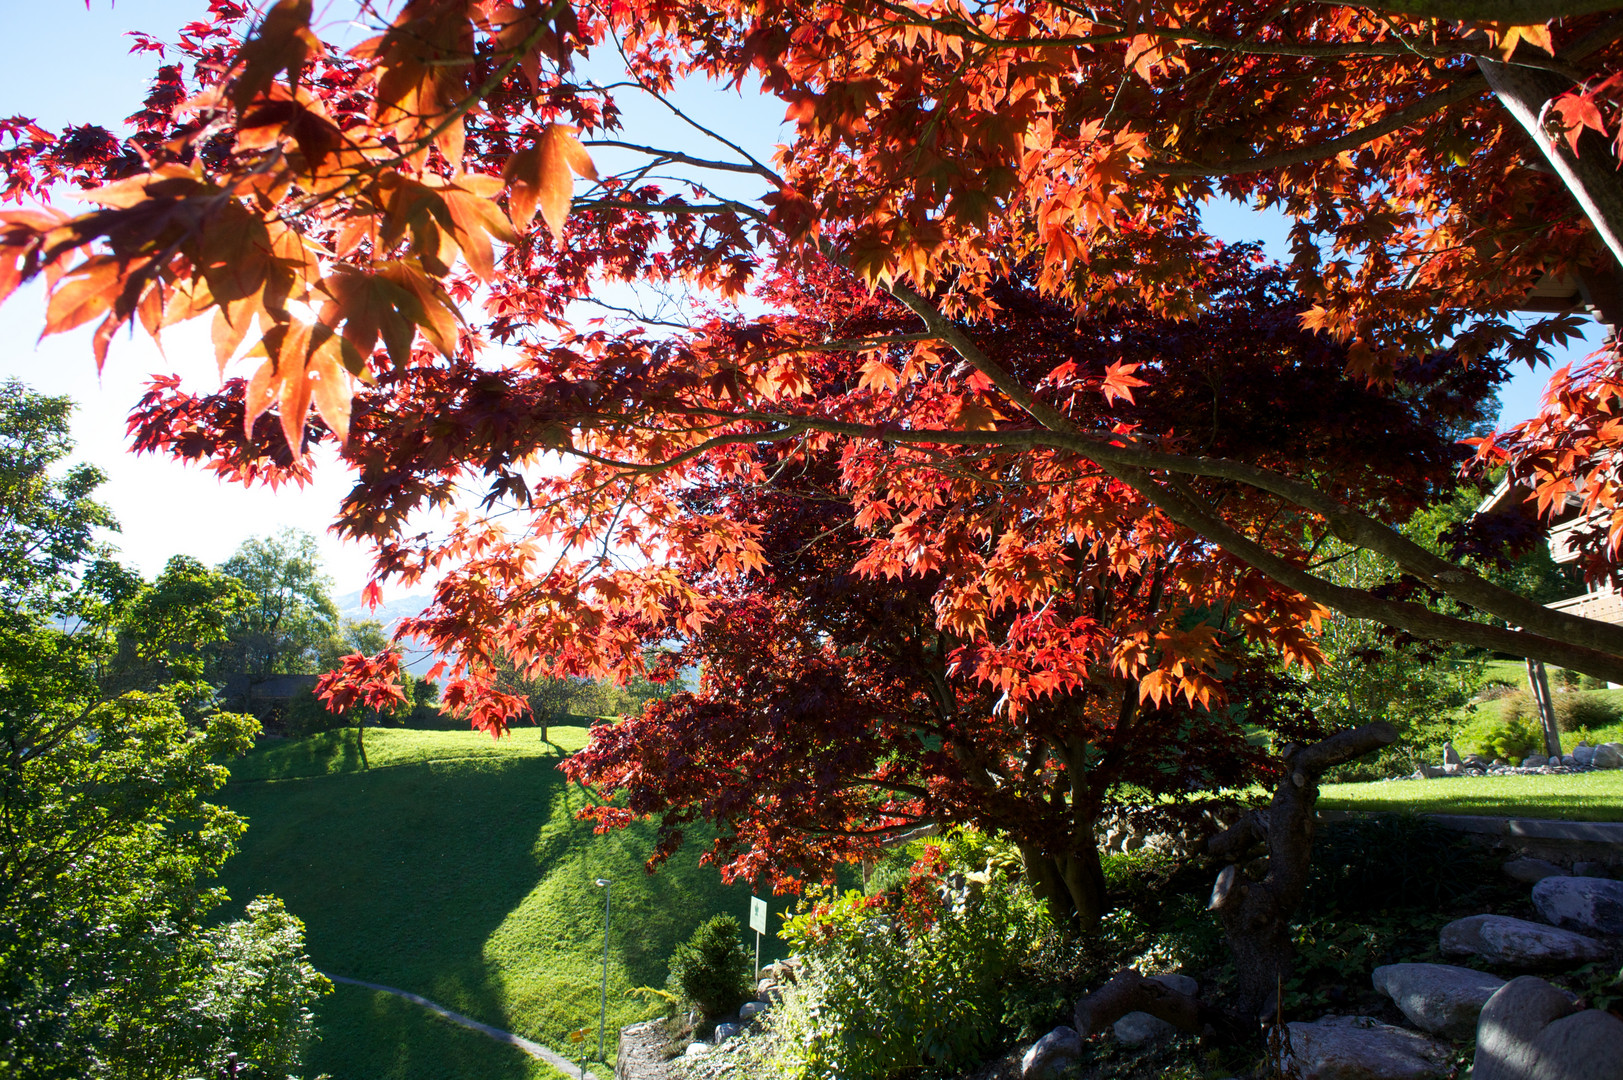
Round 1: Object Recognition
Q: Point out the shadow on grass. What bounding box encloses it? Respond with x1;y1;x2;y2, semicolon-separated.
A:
218;735;781;1067
311;983;563;1080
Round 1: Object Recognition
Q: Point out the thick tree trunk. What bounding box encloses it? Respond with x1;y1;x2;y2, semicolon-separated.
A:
1480;56;1623;286
1019;829;1107;932
1206;723;1397;1019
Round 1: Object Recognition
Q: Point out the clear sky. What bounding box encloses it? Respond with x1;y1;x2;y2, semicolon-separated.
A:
0;1;1607;595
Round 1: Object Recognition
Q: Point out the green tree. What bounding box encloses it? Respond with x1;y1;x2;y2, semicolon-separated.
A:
1307;481;1576;774
217;529;339;682
0;384;327;1079
315;618;391;673
0;379;117;610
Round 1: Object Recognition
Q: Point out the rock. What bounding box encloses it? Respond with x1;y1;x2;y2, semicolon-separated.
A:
739;1001;768;1021
1111;974;1200;1048
1473;976;1623;1080
1020;1026;1083;1080
1152;972;1198;996
1573;861;1612;878
713;1023;741;1045
1372;963;1506;1040
1504;857;1567;884
685;1042;712;1058
1441;762;1463;776
1114;1012;1177;1047
1439;914;1607;966
1532;875;1623;935
1493;758;1509;768
1443;742;1462;766
1574;743;1597;766
1524;754;1549;768
1278;1015;1450;1080
1595;743;1623;769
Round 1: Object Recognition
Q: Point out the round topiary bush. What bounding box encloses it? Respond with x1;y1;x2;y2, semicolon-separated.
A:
668;914;752;1021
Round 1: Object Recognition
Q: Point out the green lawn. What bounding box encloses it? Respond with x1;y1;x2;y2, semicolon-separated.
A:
219;727;784;1079
1321;769;1623;821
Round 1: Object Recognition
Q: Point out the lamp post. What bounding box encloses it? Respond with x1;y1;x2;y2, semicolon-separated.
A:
594;877;611;1065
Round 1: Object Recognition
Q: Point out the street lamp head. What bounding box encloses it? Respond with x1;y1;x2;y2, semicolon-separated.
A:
594;877;610;887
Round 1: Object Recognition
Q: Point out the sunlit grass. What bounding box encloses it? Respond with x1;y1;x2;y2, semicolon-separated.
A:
1320;769;1623;821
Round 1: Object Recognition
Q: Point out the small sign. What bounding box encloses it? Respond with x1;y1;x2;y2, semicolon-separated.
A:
748;895;768;935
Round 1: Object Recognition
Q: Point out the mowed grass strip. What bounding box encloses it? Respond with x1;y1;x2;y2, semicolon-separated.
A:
218;727;779;1073
228;725;586;782
1320;769;1623;821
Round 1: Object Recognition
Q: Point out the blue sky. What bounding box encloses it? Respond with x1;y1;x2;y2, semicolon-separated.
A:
0;1;1605;592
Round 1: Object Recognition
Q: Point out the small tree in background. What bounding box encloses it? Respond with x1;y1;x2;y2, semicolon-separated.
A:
315;651;409;769
668;915;752;1023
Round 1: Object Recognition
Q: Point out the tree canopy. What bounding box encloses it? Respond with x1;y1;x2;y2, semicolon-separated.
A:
2;1;1621;727
217;527;339;681
0;382;327;1079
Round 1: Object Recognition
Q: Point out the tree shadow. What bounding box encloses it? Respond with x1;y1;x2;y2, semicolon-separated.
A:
310;982;555;1080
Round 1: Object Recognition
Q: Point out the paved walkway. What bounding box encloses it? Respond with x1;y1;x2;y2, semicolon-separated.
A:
323;972;603;1080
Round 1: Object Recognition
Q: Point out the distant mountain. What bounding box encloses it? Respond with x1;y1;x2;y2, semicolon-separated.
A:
333;590;445;677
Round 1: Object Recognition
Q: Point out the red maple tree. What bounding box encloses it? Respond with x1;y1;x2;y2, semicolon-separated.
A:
2;0;1621;708
555;254;1494;930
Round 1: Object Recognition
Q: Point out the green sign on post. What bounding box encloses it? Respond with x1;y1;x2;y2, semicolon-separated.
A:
748;895;767;979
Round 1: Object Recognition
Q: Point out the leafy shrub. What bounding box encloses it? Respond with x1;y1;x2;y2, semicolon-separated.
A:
1581;675;1610;692
668;915;751;1021
183;897;331;1079
767;846;1048;1080
1555;692;1622;733
1496;689;1533;726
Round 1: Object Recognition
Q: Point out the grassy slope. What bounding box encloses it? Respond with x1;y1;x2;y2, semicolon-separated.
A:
1320;769;1623;820
220;727;781;1079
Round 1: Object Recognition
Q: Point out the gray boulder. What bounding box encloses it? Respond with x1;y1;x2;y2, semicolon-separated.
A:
739;1001;769;1021
1523;754;1550;768
1371;963;1506;1040
1439;914;1607;966
1574;743;1597;766
1278;1015;1450;1080
1503;857;1566;884
1112;973;1199;1048
1532;875;1623;936
713;1022;741;1045
1020;1026;1083;1080
1473;975;1623;1080
1595;743;1623;769
684;1042;712;1058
